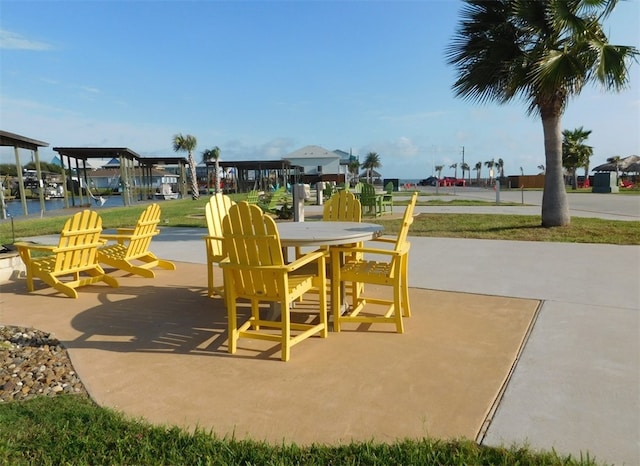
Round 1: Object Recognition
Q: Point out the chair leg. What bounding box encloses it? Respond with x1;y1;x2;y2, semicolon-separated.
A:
227;298;238;355
207;262;215;298
401;258;411;317
393;279;404;334
281;302;291;362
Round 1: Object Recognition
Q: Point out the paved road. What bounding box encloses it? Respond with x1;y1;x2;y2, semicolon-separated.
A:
409;186;640;221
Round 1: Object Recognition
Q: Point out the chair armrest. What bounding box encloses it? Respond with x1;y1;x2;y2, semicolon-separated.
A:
202;235;224;241
371;236;396;244
116;228;135;235
330;244;408;257
286;250;326;272
14;242;56;252
100;233;125;240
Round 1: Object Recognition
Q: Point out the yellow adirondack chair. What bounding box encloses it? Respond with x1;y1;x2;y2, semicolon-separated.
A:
322;189;362;222
15;210;119;298
98;203;176;278
330;192;418;333
321;190;364;297
203;193;235;297
221;201;327;362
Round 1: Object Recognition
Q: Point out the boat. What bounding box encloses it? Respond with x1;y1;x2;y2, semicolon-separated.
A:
154;183;179;200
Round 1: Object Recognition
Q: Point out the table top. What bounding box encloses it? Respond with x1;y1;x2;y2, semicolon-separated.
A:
277;221;383;247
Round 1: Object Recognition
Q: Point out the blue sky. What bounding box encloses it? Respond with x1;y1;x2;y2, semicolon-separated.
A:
1;0;638;179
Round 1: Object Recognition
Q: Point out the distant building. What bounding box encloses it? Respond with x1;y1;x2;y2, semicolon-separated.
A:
283;145;353;184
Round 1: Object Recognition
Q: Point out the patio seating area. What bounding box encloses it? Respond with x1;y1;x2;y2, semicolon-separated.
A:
0;260;539;444
4;190;639;465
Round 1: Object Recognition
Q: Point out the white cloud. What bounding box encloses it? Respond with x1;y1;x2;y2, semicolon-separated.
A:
0;29;52;51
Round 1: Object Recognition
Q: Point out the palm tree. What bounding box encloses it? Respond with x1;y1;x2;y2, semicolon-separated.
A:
435;165;444;180
484;159;495;184
473;161;482;185
173;133;199;200
362;152;381;184
446;0;638;227
607;155;622;183
461;162;470;182
202;146;221;194
348;159;360;184
497;158;505;178
562;127;593;189
449;163;458;179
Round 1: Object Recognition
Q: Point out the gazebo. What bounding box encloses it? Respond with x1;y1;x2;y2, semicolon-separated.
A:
0;130;50;218
53;148;189;207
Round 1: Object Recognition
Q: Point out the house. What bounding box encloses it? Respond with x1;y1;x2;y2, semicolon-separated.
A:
282;145;348;184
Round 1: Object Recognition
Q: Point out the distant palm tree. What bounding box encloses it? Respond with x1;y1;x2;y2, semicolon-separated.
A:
461;162;470;182
484;159;495;184
447;0;638;226
496;158;505;178
173;133;198;200
348;159;360;184
562;127;593;189
202;146;221;194
435;165;444;180
473;162;482;185
607;155;622;183
449;163;458;179
362;152;381;184
538;165;546;174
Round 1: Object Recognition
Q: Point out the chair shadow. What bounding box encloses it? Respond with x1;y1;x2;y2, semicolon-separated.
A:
64;282;328;361
2;272;370;360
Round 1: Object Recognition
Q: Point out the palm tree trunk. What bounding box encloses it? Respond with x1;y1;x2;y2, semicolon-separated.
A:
188;152;199;200
541;113;570;227
214;160;220;194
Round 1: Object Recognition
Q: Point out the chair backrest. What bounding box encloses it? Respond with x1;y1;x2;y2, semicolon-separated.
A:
323;190;362;222
125;203;162;256
222;202;285;298
54;210;104;272
353;182;363;194
245;190;260;204
359;183;377;205
394;192;418;252
385;181;394;194
205;193;235;257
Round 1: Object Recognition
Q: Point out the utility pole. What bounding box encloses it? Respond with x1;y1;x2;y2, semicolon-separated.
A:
461;146;465;165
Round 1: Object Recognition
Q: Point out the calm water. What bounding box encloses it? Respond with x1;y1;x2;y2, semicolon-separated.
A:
2;197;116;218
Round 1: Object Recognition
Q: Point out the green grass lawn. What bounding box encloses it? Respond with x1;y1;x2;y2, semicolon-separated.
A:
2;194;638;245
0;395;605;466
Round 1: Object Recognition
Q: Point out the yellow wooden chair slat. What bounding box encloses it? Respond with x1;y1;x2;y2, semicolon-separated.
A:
203;193;235;297
330;192;418;333
221;201;327;362
15;210;119;298
98;203;176;278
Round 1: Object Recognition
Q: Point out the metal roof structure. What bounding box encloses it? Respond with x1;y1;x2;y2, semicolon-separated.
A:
206;159;303;193
53;147;141;160
53;147;191;204
0;130;49;150
0;130;50;218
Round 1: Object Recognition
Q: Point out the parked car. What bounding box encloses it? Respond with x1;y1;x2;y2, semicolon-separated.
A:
438;177;466;187
418;176;438;186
